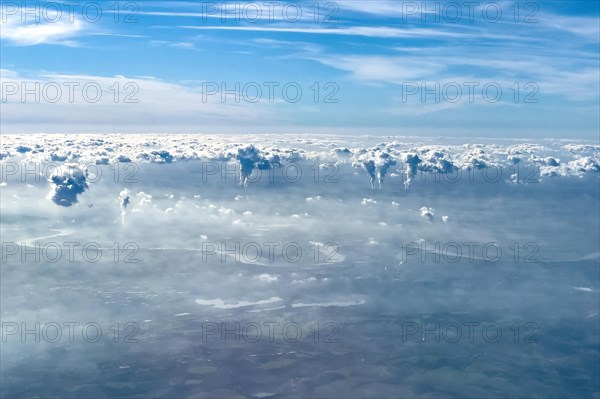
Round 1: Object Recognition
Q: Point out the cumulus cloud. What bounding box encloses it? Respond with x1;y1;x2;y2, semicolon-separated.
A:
118;189;131;225
47;163;88;207
401;153;421;190
353;149;397;189
139;151;175;164
131;191;153;212
420;206;435;222
458;148;496;170
418;149;457;174
570;156;600;173
236;145;281;187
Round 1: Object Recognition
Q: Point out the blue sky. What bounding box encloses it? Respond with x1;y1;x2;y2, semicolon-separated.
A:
0;0;599;137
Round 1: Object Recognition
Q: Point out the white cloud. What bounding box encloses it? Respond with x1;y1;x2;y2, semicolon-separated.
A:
0;69;281;133
47;163;88;207
0;7;84;46
180;25;495;39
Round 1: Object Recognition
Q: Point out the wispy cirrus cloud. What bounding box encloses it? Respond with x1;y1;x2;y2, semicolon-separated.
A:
538;13;600;40
0;69;289;133
305;49;599;102
179;24;528;41
307;55;444;82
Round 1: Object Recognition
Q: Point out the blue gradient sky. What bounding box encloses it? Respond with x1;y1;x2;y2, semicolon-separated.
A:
1;1;599;137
